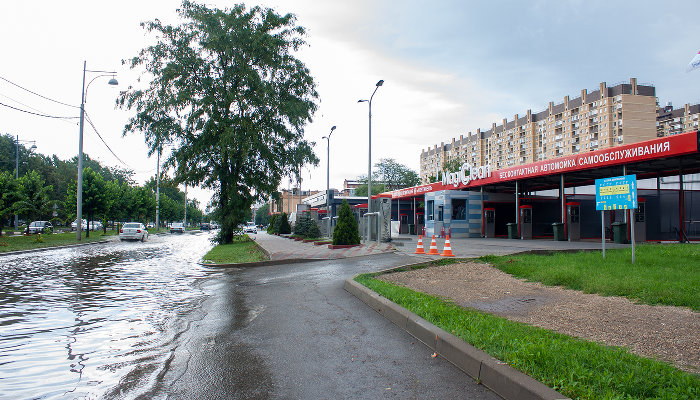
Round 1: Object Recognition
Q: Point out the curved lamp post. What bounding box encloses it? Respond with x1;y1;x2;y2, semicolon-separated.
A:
322;125;337;237
14;136;37;229
358;79;384;240
76;60;118;240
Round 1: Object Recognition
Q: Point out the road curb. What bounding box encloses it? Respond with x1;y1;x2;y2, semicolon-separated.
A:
0;239;114;257
344;278;571;400
200;257;326;268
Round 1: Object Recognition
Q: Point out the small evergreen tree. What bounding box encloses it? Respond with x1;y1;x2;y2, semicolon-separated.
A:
293;213;309;237
333;200;360;245
306;219;321;239
278;212;292;234
268;214;278;234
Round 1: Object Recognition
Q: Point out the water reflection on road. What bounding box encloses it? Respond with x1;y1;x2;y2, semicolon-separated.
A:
0;231;217;400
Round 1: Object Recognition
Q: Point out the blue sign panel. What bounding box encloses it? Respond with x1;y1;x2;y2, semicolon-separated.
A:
595;175;637;211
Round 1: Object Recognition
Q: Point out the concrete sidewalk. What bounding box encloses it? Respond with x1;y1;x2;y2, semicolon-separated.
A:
392;234;629;259
254;232;628;262
253;232;394;261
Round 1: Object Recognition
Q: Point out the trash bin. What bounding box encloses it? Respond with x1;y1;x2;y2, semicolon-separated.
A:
409;224;415;235
611;222;627;244
552;222;565;241
506;222;518;239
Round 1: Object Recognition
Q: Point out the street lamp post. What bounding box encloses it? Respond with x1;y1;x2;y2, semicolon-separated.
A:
14;136;36;230
358;79;384;241
76;61;118;241
322;126;337;237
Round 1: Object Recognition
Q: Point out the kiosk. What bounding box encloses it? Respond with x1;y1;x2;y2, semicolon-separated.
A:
634;199;646;242
566;202;581;241
519;205;533;240
484;208;496;238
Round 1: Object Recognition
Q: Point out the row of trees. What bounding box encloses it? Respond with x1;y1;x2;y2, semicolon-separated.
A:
0;134;204;236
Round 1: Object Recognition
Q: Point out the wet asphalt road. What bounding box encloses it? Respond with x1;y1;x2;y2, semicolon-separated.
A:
152;254;499;399
1;231;498;399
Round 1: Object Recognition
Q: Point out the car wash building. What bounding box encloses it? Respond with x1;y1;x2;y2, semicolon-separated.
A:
377;130;700;243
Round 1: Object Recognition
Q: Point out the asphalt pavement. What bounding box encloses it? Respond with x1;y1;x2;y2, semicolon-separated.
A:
156;253;501;399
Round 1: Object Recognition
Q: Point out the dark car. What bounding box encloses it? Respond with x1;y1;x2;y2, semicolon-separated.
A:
25;221;53;234
200;223;211;231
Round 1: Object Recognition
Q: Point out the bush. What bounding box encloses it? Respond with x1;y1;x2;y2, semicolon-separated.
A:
333;200;360;245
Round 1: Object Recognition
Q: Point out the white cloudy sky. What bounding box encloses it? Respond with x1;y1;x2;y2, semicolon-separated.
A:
2;0;700;208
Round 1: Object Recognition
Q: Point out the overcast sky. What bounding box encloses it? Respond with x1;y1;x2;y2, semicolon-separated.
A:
2;1;700;208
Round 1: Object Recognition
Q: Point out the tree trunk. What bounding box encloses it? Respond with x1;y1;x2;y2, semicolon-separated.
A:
86;213;90;238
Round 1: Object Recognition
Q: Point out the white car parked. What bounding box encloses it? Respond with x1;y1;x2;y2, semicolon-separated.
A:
119;222;148;242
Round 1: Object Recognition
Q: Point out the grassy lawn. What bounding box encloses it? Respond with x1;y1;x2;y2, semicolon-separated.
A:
202;235;267;264
0;230;116;252
479;243;700;311
356;273;699;400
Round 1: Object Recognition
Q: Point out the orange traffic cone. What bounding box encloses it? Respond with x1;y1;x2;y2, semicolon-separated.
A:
427;235;439;255
441;235;455;257
414;235;426;254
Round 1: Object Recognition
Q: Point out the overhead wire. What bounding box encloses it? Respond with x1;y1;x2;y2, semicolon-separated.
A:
83;111;158;174
0;75;79;109
0;92;78;126
0;101;79;119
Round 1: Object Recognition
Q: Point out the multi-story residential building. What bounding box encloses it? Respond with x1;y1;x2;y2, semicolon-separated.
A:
420;78;658;183
657;102;700;137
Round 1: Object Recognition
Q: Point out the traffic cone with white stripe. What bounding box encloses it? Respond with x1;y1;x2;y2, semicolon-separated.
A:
414;235;426;254
427;235;439;255
441;235;455;257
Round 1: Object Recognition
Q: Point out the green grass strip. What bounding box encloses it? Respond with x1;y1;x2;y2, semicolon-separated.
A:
479;243;700;311
355;274;699;400
202;235;267;264
0;231;116;252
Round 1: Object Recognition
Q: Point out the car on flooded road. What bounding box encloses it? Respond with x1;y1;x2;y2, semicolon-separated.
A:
170;222;185;234
119;222;148;242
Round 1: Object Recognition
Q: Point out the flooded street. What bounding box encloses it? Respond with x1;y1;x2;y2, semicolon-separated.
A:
0;231;217;400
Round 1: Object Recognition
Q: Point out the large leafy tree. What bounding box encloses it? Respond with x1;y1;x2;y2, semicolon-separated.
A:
66;167;108;238
15;171;53;224
118;1;319;243
0;171;18;235
355;159;420;195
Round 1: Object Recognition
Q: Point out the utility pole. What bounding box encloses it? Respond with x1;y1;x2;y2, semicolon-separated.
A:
155;149;160;231
184;184;187;227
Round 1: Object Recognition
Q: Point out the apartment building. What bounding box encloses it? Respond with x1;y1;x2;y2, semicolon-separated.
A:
420;78;657;183
657;102;700;137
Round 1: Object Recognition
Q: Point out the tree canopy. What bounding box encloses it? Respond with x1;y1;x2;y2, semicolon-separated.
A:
118;1;319;243
354;158;420;196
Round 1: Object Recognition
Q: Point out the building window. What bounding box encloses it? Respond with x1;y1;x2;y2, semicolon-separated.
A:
427;200;434;221
452;199;467;221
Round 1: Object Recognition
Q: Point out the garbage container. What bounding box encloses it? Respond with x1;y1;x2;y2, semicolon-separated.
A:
611;222;627;244
506;222;518;239
552;222;565;241
409;224;415;235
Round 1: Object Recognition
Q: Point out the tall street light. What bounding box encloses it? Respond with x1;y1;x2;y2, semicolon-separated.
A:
322;125;336;237
14;136;37;229
76;61;118;241
358;79;384;240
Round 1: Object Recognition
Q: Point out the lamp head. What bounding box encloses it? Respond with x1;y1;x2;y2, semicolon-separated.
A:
358;99;367;103
330;126;336;132
108;77;118;86
322;136;328;140
29;144;37;151
376;79;384;87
